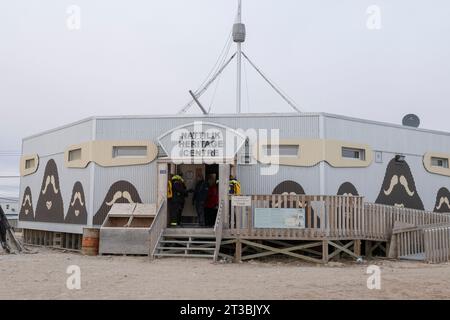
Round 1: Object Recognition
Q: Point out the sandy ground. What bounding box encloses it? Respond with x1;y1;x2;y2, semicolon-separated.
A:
1;246;450;300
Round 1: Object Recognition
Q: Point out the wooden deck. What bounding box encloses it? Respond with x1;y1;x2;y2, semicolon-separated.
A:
220;195;450;263
147;195;450;264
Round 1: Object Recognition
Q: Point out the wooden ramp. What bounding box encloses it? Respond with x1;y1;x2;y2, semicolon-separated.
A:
390;221;450;264
99;203;159;255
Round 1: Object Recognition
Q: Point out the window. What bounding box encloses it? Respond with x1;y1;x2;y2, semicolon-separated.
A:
431;157;449;169
25;158;35;169
113;146;147;158
68;148;82;162
264;145;299;157
342;147;365;160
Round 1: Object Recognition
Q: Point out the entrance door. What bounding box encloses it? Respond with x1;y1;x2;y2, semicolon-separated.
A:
177;164;205;224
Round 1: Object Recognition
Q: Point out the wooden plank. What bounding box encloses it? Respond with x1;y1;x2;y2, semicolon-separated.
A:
322;240;329;263
99;228;150;255
239;239;324;264
354;239;361;257
328;240;359;259
230;201;235;233
241;242;322;260
235;239;242;263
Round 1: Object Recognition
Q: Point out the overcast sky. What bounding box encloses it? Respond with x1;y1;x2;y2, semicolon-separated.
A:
1;0;450;198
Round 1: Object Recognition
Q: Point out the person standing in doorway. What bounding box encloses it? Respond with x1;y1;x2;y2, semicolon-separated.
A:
228;175;242;228
170;173;187;226
193;173;209;227
204;175;219;227
229;175;241;195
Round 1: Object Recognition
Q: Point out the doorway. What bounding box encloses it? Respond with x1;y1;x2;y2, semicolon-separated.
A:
165;163;221;227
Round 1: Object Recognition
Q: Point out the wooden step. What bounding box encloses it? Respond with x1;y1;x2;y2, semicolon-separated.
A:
157;246;215;251
164;228;215;236
160;240;216;245
163;234;216;239
154;253;214;258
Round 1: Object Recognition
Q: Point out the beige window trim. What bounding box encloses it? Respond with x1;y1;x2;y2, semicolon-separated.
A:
255;139;373;168
20;154;39;176
325;140;373;168
65;140;158;168
423;152;450;177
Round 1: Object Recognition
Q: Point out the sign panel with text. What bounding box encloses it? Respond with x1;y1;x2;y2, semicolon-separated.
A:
254;208;306;229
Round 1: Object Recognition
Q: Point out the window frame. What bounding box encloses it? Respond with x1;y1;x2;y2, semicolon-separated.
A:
263;144;300;157
68;148;82;162
341;147;366;161
112;146;148;159
431;156;449;169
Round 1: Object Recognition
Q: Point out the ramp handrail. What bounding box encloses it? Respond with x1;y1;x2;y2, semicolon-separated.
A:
424;225;450;264
395;227;425;259
148;199;167;259
364;203;450;239
213;200;224;262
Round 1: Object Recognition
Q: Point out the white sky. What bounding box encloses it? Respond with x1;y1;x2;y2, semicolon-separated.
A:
1;0;450;198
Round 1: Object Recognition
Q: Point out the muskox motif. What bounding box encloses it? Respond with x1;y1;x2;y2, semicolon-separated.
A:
35;159;65;223
375;158;424;210
93;180;142;225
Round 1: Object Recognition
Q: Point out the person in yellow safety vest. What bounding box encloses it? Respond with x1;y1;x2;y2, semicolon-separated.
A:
169;174;187;226
167;177;173;200
229;175;241;195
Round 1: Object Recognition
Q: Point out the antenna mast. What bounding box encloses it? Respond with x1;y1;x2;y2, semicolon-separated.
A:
177;0;301;115
233;0;246;114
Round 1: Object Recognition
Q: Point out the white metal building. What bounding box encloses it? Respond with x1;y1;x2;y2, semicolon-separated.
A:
18;112;450;235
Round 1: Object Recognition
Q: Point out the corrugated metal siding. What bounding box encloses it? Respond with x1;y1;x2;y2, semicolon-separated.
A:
19;120;94;233
95;114;320;140
237;165;320;195
93;114;321;206
22;119;94;156
323;115;450;155
93;163;156;215
18;154;93;234
323;115;450;211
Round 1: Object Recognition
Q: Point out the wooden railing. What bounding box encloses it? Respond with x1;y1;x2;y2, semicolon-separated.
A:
364;203;450;240
213;201;225;262
224;195;450;242
226;195;365;240
148;199;167;259
394;227;425;259
424;225;450;264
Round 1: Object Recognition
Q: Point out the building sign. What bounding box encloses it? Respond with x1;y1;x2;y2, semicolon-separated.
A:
254;208;306;229
158;122;246;163
231;196;252;207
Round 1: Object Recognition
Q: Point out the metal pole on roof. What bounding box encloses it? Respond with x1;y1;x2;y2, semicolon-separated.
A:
233;0;245;114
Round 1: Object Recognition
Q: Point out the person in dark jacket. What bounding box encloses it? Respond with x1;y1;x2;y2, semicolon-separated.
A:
171;174;187;226
193;173;209;227
0;206;11;253
204;175;219;227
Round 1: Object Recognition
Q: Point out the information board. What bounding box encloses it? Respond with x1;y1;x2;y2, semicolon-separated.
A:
254;208;306;229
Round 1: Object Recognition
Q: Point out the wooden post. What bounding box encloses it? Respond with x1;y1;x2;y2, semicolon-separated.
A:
354;239;361;257
219;164;230;228
365;240;372;258
322;240;329;263
235;239;242;263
